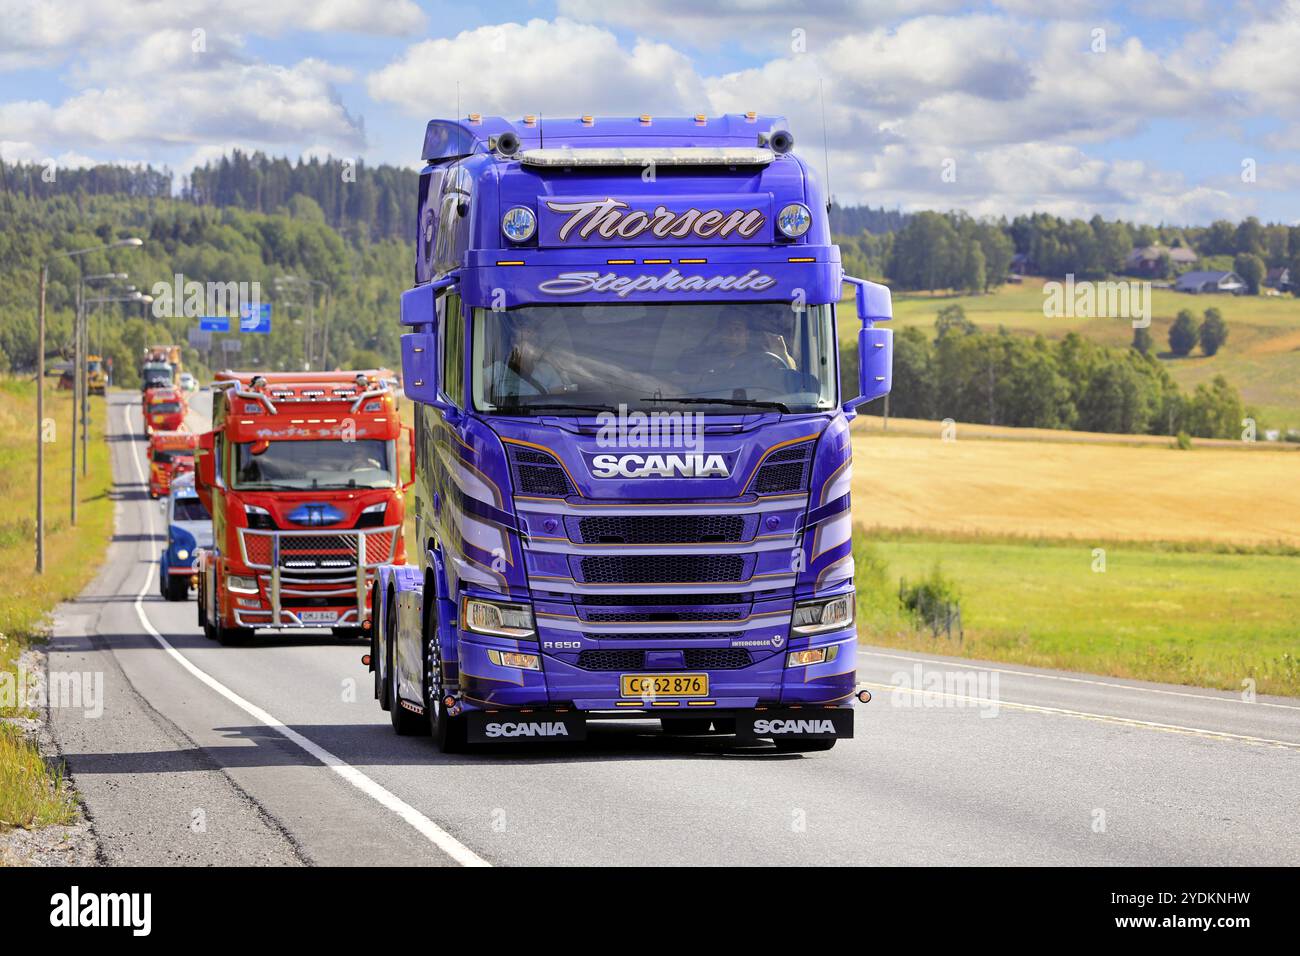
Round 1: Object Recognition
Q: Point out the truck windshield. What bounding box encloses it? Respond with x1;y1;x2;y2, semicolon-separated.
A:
149;402;182;414
153;450;193;465
173;497;209;521
472;302;837;414
232;439;395;490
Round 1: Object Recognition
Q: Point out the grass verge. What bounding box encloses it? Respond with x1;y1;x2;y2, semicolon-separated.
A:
0;376;114;834
853;528;1300;696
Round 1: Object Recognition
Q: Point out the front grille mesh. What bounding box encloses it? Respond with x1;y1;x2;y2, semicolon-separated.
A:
751;441;814;495
573;514;746;544
508;444;572;497
584;609;745;623
579;554;746;584
583;631;741;642
575;648;752;670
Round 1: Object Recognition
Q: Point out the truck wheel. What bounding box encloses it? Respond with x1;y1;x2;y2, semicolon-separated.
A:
660;718;713;735
772;738;837;753
163;576;188;602
388;597;426;736
426;598;467;754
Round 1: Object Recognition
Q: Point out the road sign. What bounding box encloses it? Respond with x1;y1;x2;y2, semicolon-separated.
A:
187;328;213;348
240;302;271;334
200;315;230;332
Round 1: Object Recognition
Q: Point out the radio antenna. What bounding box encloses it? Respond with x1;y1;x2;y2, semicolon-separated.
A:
819;77;832;211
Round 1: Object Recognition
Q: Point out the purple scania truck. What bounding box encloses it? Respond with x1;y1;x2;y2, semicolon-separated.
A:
370;113;892;752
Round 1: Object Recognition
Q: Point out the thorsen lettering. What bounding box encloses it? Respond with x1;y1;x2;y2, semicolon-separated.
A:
546;198;765;242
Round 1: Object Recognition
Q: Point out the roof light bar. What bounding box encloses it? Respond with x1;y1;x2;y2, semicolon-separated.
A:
519;147;775;168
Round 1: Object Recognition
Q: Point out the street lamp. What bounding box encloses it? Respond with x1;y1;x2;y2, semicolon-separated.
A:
275;275;330;370
35;237;142;572
81;289;152;476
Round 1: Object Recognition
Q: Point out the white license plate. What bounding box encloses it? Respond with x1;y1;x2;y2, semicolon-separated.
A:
300;610;338;624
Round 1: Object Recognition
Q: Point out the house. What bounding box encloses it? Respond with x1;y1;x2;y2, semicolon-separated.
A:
1009;251;1035;276
1126;244;1198;276
1173;270;1245;294
1264;266;1292;292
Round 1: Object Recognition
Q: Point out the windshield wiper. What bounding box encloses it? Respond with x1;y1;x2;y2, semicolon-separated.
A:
493;402;618;415
639;396;791;414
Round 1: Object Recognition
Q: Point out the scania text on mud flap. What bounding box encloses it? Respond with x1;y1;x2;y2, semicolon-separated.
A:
369;114;892;752
193;370;413;644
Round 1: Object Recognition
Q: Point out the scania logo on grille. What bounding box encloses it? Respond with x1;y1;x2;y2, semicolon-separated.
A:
589;453;730;479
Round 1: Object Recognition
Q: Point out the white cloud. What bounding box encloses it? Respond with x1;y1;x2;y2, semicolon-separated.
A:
368;18;708;118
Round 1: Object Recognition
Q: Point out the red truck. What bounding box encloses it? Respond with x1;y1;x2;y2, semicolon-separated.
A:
148;430;197;498
142;386;187;435
193;370;411;645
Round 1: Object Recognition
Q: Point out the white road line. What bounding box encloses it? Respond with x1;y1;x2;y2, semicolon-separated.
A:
862;682;1300;751
123;401;489;868
858;648;1300;711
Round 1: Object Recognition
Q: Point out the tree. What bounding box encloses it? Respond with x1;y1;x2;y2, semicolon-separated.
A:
890;326;936;419
1132;325;1153;355
935;304;977;340
1199;308;1228;356
1184;375;1243;439
1168;310;1199;357
1233;252;1265;295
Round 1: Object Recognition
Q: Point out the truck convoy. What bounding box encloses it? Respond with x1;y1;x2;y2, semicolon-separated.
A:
159;473;211;601
147;430;198;498
368;113;892;752
194;370;412;645
141;345;182;390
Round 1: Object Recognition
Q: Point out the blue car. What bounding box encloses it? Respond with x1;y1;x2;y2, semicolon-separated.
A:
159;474;212;602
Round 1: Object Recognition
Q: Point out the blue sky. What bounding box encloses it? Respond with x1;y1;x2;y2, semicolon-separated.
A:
2;0;1298;223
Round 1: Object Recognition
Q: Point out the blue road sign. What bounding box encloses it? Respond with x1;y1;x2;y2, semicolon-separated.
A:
240;302;272;334
199;315;230;332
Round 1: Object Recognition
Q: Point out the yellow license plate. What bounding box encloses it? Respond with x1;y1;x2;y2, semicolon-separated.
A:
620;673;709;698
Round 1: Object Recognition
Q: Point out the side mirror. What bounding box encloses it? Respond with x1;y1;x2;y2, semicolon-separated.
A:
400;280;459;418
841;275;894;413
196;431;216;489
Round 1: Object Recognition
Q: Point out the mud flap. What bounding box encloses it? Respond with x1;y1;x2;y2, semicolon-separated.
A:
735;708;854;741
466;711;587;743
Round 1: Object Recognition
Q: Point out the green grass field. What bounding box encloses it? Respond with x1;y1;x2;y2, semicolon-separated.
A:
0;378;110;831
850;279;1300;431
854;530;1300;697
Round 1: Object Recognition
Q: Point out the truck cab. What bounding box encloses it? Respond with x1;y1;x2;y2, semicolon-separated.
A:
147;430;197;498
159;473;212;601
372;114;892;752
142;386;186;435
194;370;412;644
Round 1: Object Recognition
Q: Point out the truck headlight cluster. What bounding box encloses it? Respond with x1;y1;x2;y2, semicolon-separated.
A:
227;574;260;594
776;202;812;238
501;206;536;243
462;596;535;638
791;593;854;635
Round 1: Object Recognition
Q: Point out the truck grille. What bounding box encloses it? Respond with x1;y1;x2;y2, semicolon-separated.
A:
578;554;747;584
583;631;740;642
750;441;814;495
572;514;747;544
575;648;751;670
508;445;572;497
584;609;745;623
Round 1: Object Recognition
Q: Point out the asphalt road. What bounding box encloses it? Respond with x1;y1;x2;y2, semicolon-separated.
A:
43;390;1300;866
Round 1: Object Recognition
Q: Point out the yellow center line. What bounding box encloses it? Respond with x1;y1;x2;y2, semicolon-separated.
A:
860;682;1300;752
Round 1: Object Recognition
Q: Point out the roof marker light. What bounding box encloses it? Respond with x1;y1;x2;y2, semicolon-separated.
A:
694;113;707;124
581;114;594;126
639;114;651;125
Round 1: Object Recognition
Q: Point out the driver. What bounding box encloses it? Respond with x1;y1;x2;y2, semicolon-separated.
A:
486;312;568;400
687;312;792;390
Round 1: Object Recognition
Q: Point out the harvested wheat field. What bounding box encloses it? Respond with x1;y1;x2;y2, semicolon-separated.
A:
849;418;1300;546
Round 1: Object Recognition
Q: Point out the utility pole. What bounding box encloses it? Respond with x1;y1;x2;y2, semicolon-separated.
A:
36;265;46;573
71;278;81;526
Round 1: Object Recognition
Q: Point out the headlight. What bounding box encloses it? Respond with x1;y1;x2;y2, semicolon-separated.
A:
776;202;812;238
787;646;839;667
176;549;189;560
501;206;536;243
227;574;259;594
791;593;854;635
487;649;541;670
461;596;534;638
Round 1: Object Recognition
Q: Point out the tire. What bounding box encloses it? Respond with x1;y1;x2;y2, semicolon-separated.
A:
660;718;713;735
332;627;364;642
425;592;467;753
388;594;427;736
163;575;188;602
772;738;837;753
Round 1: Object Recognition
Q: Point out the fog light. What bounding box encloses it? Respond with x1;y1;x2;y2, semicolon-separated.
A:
776;202;812;238
236;598;261;609
501;206;536;243
488;649;541;670
787;646;839;667
176;549;189;560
